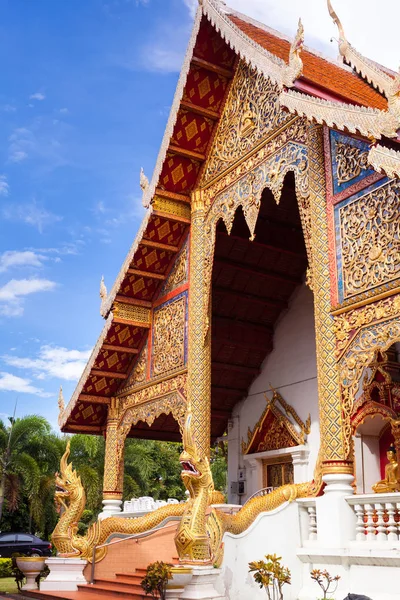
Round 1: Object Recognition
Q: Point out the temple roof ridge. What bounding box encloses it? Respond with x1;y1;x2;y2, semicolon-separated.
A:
224;4;354;75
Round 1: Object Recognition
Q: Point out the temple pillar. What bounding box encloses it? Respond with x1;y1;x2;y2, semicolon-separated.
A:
187;189;212;459
99;398;123;519
307;123;353;478
308;124;356;546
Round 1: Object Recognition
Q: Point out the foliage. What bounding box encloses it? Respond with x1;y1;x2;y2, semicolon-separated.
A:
141;561;173;599
310;569;340;600
35;563;50;586
249;554;291;600
0;415;188;536
210;440;227;496
11;553;25;591
77;509;95;536
0;558;12;578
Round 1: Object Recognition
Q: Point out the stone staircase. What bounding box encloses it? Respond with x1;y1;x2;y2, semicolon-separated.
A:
23;567;152;600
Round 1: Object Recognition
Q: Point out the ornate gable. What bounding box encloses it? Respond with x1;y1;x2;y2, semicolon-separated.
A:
242;388;311;454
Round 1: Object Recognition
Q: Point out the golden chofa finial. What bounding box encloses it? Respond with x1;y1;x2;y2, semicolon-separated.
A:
282;18;304;88
58;386;65;412
327;0;348;56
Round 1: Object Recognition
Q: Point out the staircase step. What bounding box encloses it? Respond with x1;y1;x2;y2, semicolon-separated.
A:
114;573;143;584
78;583;146;599
95;577;143;592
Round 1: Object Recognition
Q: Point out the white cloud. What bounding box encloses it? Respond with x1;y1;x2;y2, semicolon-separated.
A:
183;0;197;17
0;250;45;273
1;104;16;113
30;92;46;101
0;278;57;317
8;127;32;162
0;372;51;397
0;175;9;197
59;107;69;114
143;47;185;73
3;345;91;382
2;200;62;233
10;150;28;163
225;0;400;71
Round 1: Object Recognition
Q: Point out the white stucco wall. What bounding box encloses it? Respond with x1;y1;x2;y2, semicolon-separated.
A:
228;283;319;503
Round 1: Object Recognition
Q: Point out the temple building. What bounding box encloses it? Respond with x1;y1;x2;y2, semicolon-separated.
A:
48;1;400;598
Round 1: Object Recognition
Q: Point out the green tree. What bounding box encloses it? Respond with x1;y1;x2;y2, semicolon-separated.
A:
0;416;54;524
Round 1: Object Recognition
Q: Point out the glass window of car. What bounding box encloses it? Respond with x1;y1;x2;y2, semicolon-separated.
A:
17;535;33;542
0;534;16;542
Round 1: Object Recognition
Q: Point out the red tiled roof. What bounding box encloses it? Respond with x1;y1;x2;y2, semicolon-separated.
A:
229;15;387;111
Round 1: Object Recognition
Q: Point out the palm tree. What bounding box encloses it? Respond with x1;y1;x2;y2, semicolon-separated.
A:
0;415;52;524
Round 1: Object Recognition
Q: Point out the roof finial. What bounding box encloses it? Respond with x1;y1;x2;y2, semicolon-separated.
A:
140;167;149;192
282;18;304;88
100;275;107;301
100;275;108;315
140;167;151;209
58;386;65;414
327;0;348;56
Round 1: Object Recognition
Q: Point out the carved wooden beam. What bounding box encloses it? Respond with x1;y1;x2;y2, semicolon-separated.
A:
155;188;191;203
113;317;151;328
114;295;152;308
140;239;179;253
168;144;206;162
91;369;128;380
127;268;166;280
102;344;140;355
152;209;191;225
214;257;301;285
79;394;111;404
213;315;274;340
191;56;233;79
212;384;248;395
180;100;219;121
212;361;259;376
213;286;287;310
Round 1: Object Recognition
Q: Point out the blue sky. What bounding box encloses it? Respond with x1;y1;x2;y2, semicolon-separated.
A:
0;0;397;431
0;0;197;429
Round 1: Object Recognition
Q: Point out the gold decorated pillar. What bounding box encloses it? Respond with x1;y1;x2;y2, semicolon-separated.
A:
187;189;212;459
100;397;124;519
307;124;353;478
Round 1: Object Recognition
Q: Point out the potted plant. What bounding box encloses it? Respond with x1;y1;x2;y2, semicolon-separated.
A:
141;561;173;599
249;554;291;600
310;569;340;600
15;554;46;590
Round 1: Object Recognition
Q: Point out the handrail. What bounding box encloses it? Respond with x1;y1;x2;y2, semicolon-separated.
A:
90;517;181;584
243;487;274;506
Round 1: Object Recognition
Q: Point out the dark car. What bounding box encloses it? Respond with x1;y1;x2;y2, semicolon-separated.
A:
0;533;52;558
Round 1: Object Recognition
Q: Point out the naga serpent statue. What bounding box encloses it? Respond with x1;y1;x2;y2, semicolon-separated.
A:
52;411;315;565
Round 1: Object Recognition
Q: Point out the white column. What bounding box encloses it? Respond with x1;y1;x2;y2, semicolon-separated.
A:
98;498;123;520
291;448;310;483
41;558;88;591
316;473;356;548
180;566;225;600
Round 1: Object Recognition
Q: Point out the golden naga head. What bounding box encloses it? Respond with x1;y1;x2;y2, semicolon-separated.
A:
179;410;214;497
55;440;84;508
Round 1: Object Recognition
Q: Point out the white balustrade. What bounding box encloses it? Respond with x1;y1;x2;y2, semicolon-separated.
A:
297;498;318;544
346;493;400;545
122;495;179;516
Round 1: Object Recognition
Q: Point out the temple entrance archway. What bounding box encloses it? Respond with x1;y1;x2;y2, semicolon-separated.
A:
208;172;319;501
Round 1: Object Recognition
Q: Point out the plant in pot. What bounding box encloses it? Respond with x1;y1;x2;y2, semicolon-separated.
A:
310;569;340;600
141;561;173;599
249;554;291;600
13;553;46;591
